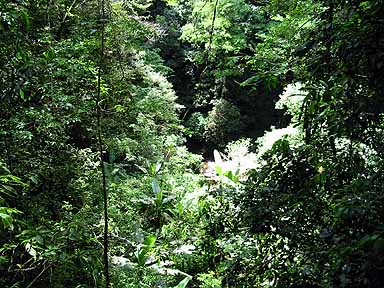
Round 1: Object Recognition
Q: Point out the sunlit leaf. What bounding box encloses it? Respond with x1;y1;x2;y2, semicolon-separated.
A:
173;276;191;288
144;235;156;247
152;179;160;196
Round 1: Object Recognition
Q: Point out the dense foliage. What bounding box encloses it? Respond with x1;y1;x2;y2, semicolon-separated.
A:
1;0;383;287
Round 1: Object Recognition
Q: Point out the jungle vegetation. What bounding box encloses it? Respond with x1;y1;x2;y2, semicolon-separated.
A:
1;0;383;287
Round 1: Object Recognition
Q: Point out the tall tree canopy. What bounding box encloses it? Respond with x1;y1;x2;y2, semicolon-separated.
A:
1;0;383;287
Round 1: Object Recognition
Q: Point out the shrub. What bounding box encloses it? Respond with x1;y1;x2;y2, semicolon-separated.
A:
203;99;241;146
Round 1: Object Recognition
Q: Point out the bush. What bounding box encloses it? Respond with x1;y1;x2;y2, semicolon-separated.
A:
203;99;241;146
185;112;207;140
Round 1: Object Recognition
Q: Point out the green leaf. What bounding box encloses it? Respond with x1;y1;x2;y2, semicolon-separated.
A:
19;90;25;100
152;179;161;196
47;48;55;60
30;175;38;184
149;162;156;176
136;248;146;266
34;235;44;245
0;184;17;197
0;212;13;229
20;10;30;30
215;165;223;176
240;75;260;87
155;162;162;174
149;162;162;176
173;277;191;288
144;235;156;247
271;14;284;22
136;235;156;266
16;52;23;60
135;164;148;174
156;190;163;207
